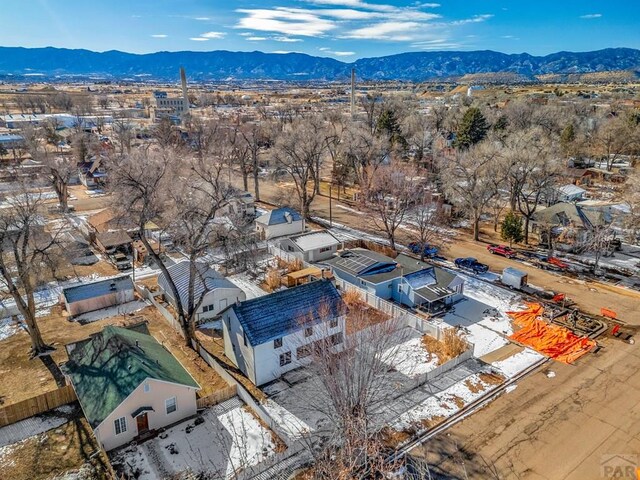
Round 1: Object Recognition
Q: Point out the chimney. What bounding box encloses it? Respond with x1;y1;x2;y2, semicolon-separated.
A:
350;68;356;117
180;67;189;118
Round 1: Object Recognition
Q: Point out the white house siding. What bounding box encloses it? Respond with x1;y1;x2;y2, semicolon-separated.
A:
256;220;305;240
223;309;257;384
93;378;198;451
252;316;345;386
223;309;346;386
194;287;246;324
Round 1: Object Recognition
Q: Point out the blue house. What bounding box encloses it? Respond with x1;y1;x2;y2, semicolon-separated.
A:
221;280;346;386
323;248;464;313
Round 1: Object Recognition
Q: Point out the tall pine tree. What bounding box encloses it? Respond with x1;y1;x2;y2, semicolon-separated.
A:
501;210;524;247
454;107;489;149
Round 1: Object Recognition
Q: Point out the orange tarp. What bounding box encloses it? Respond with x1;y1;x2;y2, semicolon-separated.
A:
507;303;596;364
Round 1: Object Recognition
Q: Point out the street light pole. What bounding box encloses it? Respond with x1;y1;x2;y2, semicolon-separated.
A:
329;182;333;227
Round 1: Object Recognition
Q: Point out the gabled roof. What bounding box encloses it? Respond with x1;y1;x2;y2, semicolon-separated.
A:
63;275;133;304
158;260;240;313
531;202;606;229
289;230;340;252
65;324;199;428
256;207;303;226
557;184;586;197
231;280;344;346
95;230;133;248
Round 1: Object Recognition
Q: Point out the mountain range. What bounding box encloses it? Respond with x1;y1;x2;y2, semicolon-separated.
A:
0;46;639;82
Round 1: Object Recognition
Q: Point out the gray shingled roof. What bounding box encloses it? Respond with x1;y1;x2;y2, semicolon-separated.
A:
158;261;239;313
232;280;344;346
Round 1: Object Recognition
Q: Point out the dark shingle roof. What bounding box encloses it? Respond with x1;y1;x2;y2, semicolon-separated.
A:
256;207;303;226
158;261;239;313
232;280;344;346
65;324;199;428
62;275;133;304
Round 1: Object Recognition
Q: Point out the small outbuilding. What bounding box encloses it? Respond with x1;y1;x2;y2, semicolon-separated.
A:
62;275;135;318
279;230;341;262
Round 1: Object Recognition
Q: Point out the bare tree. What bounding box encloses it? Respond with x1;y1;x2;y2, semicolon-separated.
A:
578;225;617;274
239;121;272;202
410;191;449;261
112;115;135;155
0;185;61;356
363;165;420;251
272;116;327;219
590;115;638;171
341;123;391;192
440;142;503;241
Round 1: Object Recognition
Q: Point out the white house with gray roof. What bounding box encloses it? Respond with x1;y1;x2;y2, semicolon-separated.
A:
222;280;345;386
255;207;304;240
158;261;245;323
279;230;341;263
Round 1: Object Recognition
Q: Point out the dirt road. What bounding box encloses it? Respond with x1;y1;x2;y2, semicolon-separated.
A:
410;333;640;479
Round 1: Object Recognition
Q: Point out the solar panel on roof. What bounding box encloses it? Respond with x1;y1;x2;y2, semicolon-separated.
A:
335;254;376;274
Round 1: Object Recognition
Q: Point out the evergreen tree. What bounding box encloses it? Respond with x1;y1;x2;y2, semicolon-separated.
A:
376;108;406;148
560;123;576;158
501;210;524;247
454;107;489;149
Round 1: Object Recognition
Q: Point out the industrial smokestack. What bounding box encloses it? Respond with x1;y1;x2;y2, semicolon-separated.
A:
350;68;355;117
180;66;189;117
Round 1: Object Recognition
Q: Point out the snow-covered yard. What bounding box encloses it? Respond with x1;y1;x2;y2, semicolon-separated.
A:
262;399;313;440
381;329;440;378
111;398;278;480
392;370;503;432
0;316;22;342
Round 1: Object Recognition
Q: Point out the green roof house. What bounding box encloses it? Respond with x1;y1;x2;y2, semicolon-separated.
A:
64;323;200;451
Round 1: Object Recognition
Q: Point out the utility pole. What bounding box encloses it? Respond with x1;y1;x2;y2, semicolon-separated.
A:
350;68;356;117
329;182;333;227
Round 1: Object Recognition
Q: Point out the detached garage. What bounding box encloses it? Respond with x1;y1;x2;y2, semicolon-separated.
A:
62;276;135;318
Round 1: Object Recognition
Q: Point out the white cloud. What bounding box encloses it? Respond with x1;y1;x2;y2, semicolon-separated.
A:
151;34;167;38
273;35;303;42
332;51;355;56
246;36;268;41
194;17;211;21
272;50;296;54
200;31;226;39
236;7;336;36
318;47;331;51
580;13;602;19
189;37;210;41
304;0;437;13
448;14;493;26
343;21;422;40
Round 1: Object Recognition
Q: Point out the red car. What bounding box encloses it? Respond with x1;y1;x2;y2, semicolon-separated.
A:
487;244;517;258
547;256;569;270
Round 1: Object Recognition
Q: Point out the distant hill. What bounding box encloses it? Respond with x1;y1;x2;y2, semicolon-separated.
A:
0;46;639;82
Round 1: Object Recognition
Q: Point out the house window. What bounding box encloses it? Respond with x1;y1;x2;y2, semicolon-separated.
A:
360;280;366;286
143;383;150;393
287;246;294;252
304;327;313;337
330;318;338;328
243;332;248;346
398;284;403;293
202;304;214;313
165;397;177;414
330;332;343;346
274;337;283;348
297;345;311;359
114;417;127;435
279;351;292;366
319;246;332;253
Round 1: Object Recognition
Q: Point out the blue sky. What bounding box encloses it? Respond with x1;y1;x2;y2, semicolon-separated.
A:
2;0;639;59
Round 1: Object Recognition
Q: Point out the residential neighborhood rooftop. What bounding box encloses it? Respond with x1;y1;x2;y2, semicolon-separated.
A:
289;230;340;251
232;279;344;346
64;324;199;428
256;207;302;226
62;275;134;304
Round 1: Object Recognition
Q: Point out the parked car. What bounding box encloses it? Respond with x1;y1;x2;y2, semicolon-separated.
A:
455;257;489;274
546;256;569;270
487;244;517;258
407;242;438;258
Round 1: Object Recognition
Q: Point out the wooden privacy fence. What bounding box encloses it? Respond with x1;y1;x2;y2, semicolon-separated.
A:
0;384;77;427
196;384;237;409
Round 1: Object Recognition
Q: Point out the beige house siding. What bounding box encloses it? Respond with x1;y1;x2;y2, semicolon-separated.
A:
93;378;198;451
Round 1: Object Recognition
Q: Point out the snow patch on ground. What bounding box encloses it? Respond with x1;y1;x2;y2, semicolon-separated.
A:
112;401;276;479
262;399;312;440
393;372;501;431
0;316;22;341
491;348;545;378
0;405;77;448
382;334;439;378
505;384;518;393
71;300;149;324
227;273;268;300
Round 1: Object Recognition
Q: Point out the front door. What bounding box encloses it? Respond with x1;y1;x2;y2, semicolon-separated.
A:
136;413;149;433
